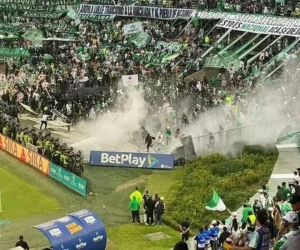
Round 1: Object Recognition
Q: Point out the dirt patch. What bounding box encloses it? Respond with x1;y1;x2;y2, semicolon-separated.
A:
115;175;148;192
144;231;171;241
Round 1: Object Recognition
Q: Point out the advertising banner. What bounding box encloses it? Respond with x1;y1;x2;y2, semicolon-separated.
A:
89;150;174;169
123;22;143;35
79;4;196;20
0;134;50;175
50;163;87;197
216;19;300;37
34;209;107;250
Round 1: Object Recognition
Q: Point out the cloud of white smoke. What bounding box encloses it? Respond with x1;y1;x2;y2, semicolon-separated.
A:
71;86;148;156
184;59;300;154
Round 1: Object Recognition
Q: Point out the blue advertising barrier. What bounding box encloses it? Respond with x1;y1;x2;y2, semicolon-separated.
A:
89;150;174;169
34;209;107;250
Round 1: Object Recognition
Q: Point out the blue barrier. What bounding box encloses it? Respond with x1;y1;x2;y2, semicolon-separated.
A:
89;150;174;169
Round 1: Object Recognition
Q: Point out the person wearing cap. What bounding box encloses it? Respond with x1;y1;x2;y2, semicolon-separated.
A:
273;211;300;250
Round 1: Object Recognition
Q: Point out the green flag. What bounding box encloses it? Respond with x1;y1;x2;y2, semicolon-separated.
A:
205;190;226;211
129;32;151;49
23;28;44;46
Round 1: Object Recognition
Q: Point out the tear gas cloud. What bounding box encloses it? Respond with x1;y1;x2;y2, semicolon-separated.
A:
185;59;300;154
71;59;300;156
71;86;147;155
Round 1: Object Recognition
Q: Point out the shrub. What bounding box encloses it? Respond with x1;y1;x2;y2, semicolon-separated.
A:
165;147;278;230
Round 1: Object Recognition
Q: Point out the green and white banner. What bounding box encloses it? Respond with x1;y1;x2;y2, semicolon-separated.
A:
79;13;114;22
0;0;79;5
155;41;184;53
0;48;30;57
217;19;300;37
123;22;143;36
197;10;300;28
23;11;66;19
50;163;87;197
0;0;79;11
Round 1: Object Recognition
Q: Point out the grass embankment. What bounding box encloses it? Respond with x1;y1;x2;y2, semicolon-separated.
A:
147;146;278;230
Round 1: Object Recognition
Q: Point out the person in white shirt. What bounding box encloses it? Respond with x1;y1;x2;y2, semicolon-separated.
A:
40;114;49;130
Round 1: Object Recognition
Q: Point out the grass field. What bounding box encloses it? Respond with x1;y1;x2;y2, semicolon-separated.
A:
0;150;181;250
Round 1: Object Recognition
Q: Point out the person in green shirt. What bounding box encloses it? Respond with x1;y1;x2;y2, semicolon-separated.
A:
242;203;254;229
282;182;292;200
129;196;140;224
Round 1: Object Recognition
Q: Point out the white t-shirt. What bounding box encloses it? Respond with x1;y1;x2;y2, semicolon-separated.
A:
41;115;49;122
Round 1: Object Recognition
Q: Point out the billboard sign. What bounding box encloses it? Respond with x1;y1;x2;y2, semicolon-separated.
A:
50;163;87;197
89;150;174;169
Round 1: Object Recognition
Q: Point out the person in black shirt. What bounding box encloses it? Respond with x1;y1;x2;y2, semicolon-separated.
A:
180;219;190;241
15;235;29;250
219;227;231;247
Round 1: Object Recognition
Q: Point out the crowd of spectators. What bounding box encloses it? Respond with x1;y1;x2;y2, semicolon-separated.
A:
171;179;300;250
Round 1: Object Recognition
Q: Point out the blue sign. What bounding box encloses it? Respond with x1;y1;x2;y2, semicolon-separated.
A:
34;209;107;250
89;150;174;169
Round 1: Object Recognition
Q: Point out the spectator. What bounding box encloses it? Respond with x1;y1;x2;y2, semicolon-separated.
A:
173;241;188;250
274;211;300;250
219;227;231;248
194;227;206;250
282;182;292;200
233;209;271;250
154;197;165;227
180;218;190;241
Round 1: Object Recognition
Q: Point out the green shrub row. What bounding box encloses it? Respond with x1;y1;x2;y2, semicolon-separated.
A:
164;147;278;230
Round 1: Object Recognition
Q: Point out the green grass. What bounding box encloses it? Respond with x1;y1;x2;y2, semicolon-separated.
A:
0;167;61;220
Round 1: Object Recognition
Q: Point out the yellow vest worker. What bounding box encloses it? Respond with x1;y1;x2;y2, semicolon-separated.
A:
130;189;142;205
204;36;210;45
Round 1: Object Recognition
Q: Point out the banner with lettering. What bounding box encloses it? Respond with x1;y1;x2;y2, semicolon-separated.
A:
23;11;66;19
216;19;300;37
79;13;115;22
79;4;196;20
0;0;79;11
0;134;50;175
89;150;174;169
197;10;300;28
0;48;30;58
